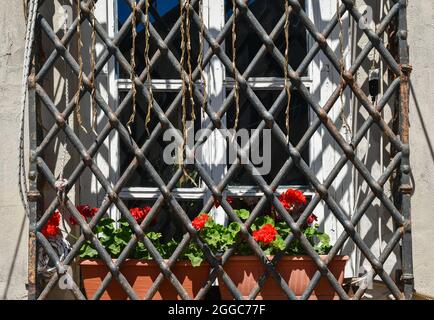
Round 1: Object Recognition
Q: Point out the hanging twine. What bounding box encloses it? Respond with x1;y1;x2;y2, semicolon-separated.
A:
90;3;97;133
336;1;352;137
179;0;197;187
198;0;207;112
284;0;292;143
56;6;71;203
185;0;195;121
126;1;138;134
144;0;153;134
75;0;87;133
231;0;240;132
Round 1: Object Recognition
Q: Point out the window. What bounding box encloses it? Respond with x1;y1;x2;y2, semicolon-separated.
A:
112;0;312;218
91;1;353;267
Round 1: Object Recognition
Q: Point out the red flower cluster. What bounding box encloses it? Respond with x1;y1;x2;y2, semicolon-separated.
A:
253;224;278;244
41;211;61;238
192;213;210;231
70;205;98;225
130;206;152;223
278;188;307;210
306;214;318;225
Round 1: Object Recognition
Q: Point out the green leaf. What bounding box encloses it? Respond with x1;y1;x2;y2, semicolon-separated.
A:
146;232;162;241
118;218;130;228
184;253;203;267
276;222;290;235
108;243;121;257
253;215;275;228
96;218;115;234
317;233;330;245
235;209;250;220
271;236;286;251
79;242;98;258
228;222;241;235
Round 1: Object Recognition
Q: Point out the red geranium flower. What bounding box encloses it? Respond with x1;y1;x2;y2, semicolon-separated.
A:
284;189;307;206
278;193;291;210
192;213;210;231
70;205;98;225
252;223;278;244
277;189;307;211
306;214;318;225
41;211;61;238
130;206;152;223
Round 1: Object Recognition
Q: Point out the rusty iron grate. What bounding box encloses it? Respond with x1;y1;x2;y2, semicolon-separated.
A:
26;0;413;300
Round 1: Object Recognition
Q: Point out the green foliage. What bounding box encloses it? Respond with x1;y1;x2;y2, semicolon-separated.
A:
79;208;332;268
79;217;176;260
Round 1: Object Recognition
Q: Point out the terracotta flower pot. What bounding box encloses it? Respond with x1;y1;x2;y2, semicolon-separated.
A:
80;259;210;300
218;255;349;300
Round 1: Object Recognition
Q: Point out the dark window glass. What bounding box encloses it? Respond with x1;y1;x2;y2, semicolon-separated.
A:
225;0;307;77
226;89;309;186
117;0;199;79
119;91;201;187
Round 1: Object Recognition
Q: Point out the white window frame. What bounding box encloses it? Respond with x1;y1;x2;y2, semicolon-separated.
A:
93;1;357;276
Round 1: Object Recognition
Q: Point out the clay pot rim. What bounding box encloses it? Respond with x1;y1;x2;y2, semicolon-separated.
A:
79;255;349;266
79;259;210;267
224;255;350;262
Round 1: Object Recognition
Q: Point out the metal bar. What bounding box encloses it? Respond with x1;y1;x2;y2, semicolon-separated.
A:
397;0;414;300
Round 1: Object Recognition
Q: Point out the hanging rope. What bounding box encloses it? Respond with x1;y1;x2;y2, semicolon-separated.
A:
19;0;39;217
198;0;207;112
126;1;138;133
231;0;240;132
284;0;292;143
179;0;197;187
144;0;153;134
336;1;352;137
75;0;87;133
89;3;97;133
185;0;195;121
55;6;71;204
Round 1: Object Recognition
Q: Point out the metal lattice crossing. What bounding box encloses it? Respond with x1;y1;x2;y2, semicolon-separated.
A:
26;0;413;300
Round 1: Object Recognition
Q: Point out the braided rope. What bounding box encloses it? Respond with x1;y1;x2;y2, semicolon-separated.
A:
231;0;240;132
18;0;39;217
185;0;195;121
75;0;87;133
90;3;97;133
179;0;197;187
284;0;292;143
144;0;153;134
336;1;352;137
198;0;207;112
126;1;138;133
56;6;71;203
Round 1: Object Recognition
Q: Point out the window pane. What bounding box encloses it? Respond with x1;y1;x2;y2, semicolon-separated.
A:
117;0;199;79
225;0;307;77
226;89;309;186
119;91;201;187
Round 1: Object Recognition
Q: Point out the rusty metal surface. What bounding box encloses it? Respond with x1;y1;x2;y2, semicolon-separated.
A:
26;0;414;300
